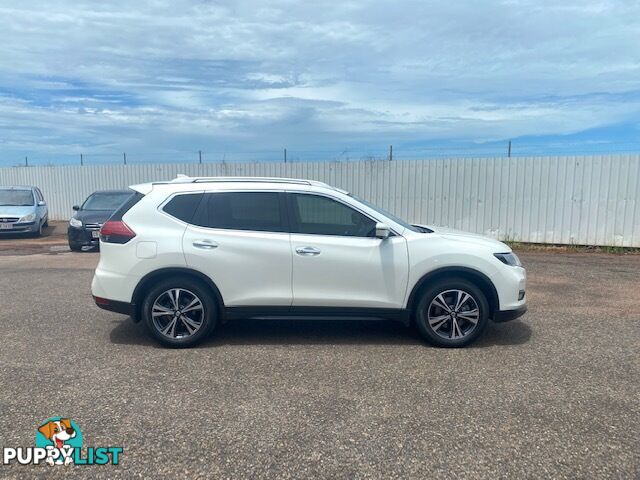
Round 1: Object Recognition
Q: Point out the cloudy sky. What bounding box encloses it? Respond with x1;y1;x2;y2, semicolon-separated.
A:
1;0;639;165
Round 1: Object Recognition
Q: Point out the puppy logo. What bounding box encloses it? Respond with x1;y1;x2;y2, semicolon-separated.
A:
36;417;82;466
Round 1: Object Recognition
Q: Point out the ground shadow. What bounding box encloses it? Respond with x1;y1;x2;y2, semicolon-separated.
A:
471;320;532;348
110;316;532;348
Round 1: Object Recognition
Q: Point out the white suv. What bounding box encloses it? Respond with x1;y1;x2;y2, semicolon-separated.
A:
92;176;526;348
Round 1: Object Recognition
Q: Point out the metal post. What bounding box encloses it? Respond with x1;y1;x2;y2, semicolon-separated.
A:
198;150;202;164
80;153;83;166
25;156;28;167
123;152;127;165
284;148;287;163
389;145;393;161
508;141;512;158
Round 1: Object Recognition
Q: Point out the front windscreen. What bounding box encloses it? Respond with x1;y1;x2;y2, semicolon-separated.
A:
82;192;133;211
0;189;34;206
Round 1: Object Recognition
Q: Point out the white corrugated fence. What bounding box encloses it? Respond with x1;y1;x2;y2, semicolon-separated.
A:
1;155;639;247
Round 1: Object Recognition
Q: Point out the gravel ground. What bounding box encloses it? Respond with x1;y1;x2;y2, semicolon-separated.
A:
0;250;638;479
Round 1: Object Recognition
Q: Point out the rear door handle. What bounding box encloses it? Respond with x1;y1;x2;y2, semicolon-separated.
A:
295;246;321;256
193;240;218;250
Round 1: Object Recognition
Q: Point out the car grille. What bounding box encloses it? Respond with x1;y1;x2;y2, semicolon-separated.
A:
84;223;103;230
0;217;19;223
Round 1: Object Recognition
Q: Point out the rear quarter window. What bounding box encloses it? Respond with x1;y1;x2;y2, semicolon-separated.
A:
162;193;204;223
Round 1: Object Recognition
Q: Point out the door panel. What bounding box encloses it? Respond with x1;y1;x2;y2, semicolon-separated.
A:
290;234;409;308
183;226;292;306
181;191;292;307
285;192;409;308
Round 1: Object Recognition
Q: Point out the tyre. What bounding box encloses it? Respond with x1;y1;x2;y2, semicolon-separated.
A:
69;242;83;252
141;277;217;347
415;277;489;347
32;221;43;238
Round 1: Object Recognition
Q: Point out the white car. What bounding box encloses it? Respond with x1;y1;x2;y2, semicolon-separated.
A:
92;176;526;348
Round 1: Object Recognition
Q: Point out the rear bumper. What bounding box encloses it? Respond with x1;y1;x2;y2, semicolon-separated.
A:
493;304;527;323
93;296;135;316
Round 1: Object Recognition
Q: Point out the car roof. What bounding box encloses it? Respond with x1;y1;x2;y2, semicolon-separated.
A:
129;176;348;195
89;190;133;195
0;186;35;190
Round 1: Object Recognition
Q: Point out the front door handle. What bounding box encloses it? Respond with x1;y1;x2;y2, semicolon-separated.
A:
193;240;218;250
295;246;321;256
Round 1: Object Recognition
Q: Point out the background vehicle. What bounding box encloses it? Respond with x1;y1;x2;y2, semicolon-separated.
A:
68;190;133;251
92;177;527;348
0;186;48;237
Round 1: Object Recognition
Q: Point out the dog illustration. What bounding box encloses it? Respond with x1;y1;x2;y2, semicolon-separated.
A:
38;418;76;465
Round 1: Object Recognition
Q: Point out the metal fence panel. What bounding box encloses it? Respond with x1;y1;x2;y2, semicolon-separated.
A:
1;155;639;246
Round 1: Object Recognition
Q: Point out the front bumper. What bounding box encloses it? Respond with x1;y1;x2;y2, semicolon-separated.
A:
0;221;37;233
68;226;101;247
493;304;527;323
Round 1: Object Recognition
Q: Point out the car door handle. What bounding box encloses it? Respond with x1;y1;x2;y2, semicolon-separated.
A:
295;246;321;256
193;240;218;250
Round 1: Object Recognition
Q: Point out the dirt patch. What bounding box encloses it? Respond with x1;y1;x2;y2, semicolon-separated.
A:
0;221;70;255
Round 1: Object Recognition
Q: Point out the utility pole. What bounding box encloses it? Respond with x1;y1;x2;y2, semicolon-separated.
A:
123;152;127;165
284;148;287;164
198;150;202;164
80;153;83;166
508;140;512;158
389;145;393;161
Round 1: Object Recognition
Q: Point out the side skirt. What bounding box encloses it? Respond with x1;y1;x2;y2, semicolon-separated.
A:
223;306;411;325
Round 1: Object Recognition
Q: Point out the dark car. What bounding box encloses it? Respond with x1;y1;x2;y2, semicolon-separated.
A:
68;190;133;251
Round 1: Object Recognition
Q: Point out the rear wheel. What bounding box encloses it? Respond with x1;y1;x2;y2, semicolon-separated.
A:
415;278;489;347
142;277;217;348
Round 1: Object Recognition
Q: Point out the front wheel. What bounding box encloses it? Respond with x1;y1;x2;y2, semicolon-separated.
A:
32;221;43;238
68;242;83;252
415;278;489;347
142;277;217;348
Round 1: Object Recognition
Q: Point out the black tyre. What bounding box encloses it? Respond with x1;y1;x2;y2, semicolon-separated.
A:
69;242;83;252
32;221;43;238
415;278;489;347
142;277;217;348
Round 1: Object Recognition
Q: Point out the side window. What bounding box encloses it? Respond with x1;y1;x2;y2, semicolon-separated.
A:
34;189;43;202
289;194;376;237
192;192;286;232
163;193;203;223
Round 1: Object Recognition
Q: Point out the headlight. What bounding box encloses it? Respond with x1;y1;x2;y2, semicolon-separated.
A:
494;252;522;267
69;217;83;228
19;213;36;223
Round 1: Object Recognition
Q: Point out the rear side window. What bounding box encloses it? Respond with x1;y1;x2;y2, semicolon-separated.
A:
109;191;144;221
289;193;376;237
163;193;203;223
192;192;286;232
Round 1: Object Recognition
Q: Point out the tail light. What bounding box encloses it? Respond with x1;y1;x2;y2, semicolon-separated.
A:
100;220;136;244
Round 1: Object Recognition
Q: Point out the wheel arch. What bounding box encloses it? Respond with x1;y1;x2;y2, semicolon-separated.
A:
406;267;499;319
131;267;225;323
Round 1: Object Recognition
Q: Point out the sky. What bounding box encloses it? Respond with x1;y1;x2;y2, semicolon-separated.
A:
1;0;639;165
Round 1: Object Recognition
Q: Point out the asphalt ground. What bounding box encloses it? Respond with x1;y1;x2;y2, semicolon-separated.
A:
0;248;638;479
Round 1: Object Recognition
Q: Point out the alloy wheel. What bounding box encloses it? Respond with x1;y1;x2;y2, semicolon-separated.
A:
151;288;205;339
426;289;480;340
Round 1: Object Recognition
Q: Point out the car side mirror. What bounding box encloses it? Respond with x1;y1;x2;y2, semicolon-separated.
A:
375;222;391;239
38;200;47;206
72;205;80;211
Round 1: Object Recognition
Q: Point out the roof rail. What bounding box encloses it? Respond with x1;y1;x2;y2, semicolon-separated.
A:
167;176;326;186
